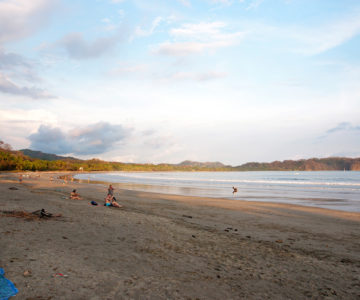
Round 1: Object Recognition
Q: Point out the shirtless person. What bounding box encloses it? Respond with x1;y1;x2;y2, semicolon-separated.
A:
70;189;82;200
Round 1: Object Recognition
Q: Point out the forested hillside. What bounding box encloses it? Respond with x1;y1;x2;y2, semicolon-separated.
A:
235;157;360;171
0;142;231;172
1;141;360;172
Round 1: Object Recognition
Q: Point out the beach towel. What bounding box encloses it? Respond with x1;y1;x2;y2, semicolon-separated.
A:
0;268;18;300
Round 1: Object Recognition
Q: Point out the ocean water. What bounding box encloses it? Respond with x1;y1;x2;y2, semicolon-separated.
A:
75;171;360;212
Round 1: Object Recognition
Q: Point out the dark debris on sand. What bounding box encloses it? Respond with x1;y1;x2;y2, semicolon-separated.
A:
0;209;62;221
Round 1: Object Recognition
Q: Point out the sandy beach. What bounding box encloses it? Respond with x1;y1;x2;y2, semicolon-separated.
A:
1;172;359;299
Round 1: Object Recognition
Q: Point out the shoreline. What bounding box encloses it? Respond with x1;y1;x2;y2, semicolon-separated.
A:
1;172;359;299
82;179;360;221
74;171;360;214
4;170;360;217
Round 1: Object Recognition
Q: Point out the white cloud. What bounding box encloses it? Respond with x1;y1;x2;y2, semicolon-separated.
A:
0;108;57;125
101;13;125;31
211;0;233;5
178;0;191;7
0;1;59;93
0;49;29;69
155;42;208;56
118;9;125;18
53;32;125;59
323;122;360;136
0;108;58;148
0;0;58;44
155;33;243;56
108;62;227;82
170;22;227;37
0;72;55;99
0;48;40;82
108;63;148;76
102;18;111;23
29;122;132;155
135;17;164;37
246;0;264;10
171;71;227;81
155;22;245;56
134;16;176;38
235;11;360;56
291;13;360;55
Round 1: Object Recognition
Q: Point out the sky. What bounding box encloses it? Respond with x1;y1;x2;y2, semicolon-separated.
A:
0;0;360;165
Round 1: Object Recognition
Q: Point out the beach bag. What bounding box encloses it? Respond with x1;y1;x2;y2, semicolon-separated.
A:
0;268;18;300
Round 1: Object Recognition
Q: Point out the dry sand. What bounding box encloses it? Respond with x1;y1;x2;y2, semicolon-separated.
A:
0;172;359;300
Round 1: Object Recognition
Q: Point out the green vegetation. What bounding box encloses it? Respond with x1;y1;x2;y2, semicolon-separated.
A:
0;142;232;172
1;141;360;172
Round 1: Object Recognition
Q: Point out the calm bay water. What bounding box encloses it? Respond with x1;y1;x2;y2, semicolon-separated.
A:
75;171;360;212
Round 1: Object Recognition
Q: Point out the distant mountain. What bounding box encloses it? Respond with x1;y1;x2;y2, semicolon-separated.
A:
177;160;229;168
6;146;360;171
20;149;81;161
235;157;360;171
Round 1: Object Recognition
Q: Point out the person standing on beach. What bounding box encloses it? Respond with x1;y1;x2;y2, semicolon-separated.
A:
105;184;122;208
108;184;114;198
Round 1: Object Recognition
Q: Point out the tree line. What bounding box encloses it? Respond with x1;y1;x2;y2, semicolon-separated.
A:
0;142;232;172
1;141;359;172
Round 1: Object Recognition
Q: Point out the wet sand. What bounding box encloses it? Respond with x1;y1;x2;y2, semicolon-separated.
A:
0;172;359;299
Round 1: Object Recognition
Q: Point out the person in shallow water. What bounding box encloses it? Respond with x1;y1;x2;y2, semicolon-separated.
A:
232;187;238;195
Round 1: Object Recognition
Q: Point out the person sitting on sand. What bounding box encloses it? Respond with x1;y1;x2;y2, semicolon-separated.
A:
104;193;122;208
110;197;122;208
104;194;112;206
70;189;82;200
